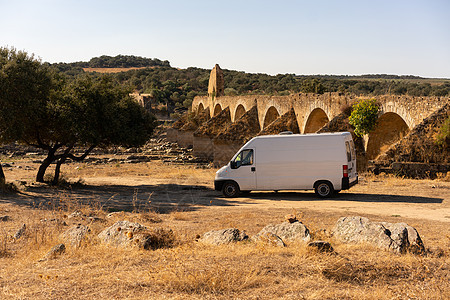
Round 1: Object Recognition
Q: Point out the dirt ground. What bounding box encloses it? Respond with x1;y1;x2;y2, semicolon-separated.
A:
1;157;449;299
2;157;449;223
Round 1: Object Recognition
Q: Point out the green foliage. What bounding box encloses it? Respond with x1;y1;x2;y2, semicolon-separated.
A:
0;47;57;144
349;99;380;137
301;78;325;94
53;54;170;69
224;87;238;96
50;56;450;116
61;76;156;147
0;48;156;184
435;116;450;147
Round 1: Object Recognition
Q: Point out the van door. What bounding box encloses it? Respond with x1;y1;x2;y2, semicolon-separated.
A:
230;149;256;191
345;140;357;180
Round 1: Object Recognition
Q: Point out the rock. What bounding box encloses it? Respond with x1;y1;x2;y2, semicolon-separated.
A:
252;232;285;247
199;228;248;245
106;212;123;219
107;158;121;163
39;244;66;261
13;224;26;240
61;225;90;248
254;222;311;243
307;241;334;253
98;220;174;250
40;218;67;226
86;216;105;223
67;211;84;219
332;216;425;254
379;221;425;254
0;215;10;222
126;155;149;162
284;214;297;223
67;211;103;223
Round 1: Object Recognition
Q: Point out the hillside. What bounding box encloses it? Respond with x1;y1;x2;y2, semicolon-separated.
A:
49;55;450;117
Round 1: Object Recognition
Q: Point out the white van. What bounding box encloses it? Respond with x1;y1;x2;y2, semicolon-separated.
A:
214;132;358;198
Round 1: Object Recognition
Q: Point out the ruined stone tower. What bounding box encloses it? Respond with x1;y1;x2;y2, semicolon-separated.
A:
208;64;224;98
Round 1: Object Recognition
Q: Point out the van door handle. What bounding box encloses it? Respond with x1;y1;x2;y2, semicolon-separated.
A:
251;167;256;172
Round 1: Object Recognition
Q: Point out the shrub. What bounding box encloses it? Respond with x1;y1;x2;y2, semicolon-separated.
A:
435;116;449;147
349;98;380;137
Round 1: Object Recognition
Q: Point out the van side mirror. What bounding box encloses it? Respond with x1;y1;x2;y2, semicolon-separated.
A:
230;161;237;169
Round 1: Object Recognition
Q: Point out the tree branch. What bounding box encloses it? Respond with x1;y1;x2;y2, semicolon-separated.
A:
54;143;75;161
35;131;52;151
67;144;96;161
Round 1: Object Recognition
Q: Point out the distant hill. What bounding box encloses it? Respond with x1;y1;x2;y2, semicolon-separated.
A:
48;55;450;117
82;67;150;73
51;55;170;70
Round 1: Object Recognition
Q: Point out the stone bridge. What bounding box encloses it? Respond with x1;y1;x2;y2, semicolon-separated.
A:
193;93;446;133
167;64;449;166
191;92;449;160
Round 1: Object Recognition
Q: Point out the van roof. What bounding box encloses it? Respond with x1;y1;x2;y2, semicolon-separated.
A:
254;132;351;139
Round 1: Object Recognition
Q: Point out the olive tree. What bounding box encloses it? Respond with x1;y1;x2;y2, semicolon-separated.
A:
0;47;156;184
1;47;54;184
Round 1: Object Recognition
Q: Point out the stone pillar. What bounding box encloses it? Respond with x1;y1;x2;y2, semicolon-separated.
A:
208;64;224;98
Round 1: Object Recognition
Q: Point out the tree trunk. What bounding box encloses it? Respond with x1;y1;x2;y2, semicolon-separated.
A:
0;163;5;186
36;152;55;183
52;158;66;186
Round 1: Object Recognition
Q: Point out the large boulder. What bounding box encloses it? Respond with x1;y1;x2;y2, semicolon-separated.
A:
199;228;248;245
98;221;174;250
332;216;425;254
61;225;90;248
253;221;311;243
39;243;66;261
252;232;286;247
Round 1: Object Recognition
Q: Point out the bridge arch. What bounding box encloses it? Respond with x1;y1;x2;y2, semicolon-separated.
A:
197;103;205;114
303;108;330;133
380;101;415;129
263;106;280;128
366;112;410;160
234;104;246;121
213;104;222;116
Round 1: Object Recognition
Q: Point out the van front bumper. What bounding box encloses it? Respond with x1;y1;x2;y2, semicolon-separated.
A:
214;180;226;191
342;176;358;190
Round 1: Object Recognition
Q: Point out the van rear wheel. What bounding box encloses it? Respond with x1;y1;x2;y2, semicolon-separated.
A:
222;181;240;198
314;181;334;198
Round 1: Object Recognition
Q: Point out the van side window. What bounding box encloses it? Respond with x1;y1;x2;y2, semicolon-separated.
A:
345;142;352;162
350;140;356;159
233;149;253;168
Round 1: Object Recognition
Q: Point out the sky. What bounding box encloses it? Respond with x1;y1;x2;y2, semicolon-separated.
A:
1;0;449;78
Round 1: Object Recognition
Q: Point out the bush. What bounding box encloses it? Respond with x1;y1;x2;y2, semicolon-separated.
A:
435;116;450;147
349;98;380;137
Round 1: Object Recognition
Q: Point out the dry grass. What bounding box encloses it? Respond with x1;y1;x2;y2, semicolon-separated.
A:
0;159;449;299
0;200;448;299
61;160;216;184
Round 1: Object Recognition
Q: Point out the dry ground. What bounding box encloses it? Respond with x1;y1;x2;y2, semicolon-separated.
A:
0;157;449;299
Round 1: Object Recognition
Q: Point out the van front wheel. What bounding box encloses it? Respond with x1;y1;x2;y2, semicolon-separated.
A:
314;181;334;198
222;181;240;198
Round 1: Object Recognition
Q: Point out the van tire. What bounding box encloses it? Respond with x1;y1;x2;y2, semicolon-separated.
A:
222;181;240;198
314;181;334;198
